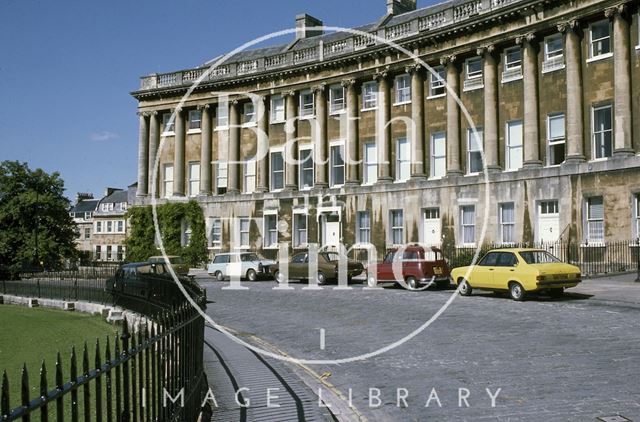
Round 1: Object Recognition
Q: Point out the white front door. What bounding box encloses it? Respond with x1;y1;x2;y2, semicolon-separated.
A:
422;208;441;246
321;214;341;247
537;200;560;243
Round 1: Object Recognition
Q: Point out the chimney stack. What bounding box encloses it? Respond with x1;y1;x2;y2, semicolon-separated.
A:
295;14;324;40
76;192;93;203
387;0;417;15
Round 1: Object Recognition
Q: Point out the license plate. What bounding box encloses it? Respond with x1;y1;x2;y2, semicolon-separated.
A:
433;267;442;275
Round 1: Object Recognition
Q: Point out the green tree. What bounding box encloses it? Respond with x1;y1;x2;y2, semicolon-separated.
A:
0;161;77;278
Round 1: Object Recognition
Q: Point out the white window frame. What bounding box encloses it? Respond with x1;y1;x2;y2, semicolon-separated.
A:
542;34;565;73
463;57;484;91
506;120;523;171
237;217;251;249
592;104;613;160
585;196;605;244
270;148;285;191
394;74;411;105
95;221;102;233
547;113;566;166
460;205;476;246
163;164;174;198
635;194;640;240
466;127;483;175
329;84;346;115
263;211;279;249
363;141;378;185
188;161;200;197
299;90;315;118
117;220;124;234
428;66;446;98
499;203;516;244
395;137;410;182
389;209;404;246
329;141;345;188
293;211;308;248
298;145;314;190
270;95;285;123
502;47;523;83
244;156;256;194
210;217;222;249
216;102;229;128
430;132;446;179
188;110;202;131
216;162;228;193
162;113;175;134
243;102;256;126
362;81;378;110
588;20;613;61
356;211;371;245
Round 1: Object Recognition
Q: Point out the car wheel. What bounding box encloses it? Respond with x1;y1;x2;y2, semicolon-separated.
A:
549;288;564;298
215;271;224;282
274;271;286;284
458;279;473;296
246;269;258;282
316;272;327;286
509;282;526;301
406;276;419;291
367;273;377;288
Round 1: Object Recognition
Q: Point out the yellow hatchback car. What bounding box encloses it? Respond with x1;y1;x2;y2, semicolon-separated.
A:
451;248;582;301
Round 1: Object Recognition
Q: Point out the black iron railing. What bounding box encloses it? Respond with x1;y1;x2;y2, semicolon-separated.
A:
0;269;208;422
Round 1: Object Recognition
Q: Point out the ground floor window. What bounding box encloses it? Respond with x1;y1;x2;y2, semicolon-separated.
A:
116;245;124;262
499;203;515;244
264;214;278;247
389;210;403;245
293;213;308;247
357;211;371;244
585;196;604;243
636;194;640;239
210;218;222;248
460;205;476;245
238;217;250;248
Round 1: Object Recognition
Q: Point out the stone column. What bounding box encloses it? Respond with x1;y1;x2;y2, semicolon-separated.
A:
148;111;160;197
343;78;360;185
137;112;149;197
199;104;212;195
312;85;328;188
607;5;634;157
518;33;543;168
480;45;500;171
375;69;393;183
284;91;299;191
227;100;241;194
173;108;186;197
256;95;270;192
560;20;585;163
408;64;427;180
442;55;462;176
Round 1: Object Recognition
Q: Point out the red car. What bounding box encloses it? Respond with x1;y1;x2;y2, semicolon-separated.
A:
366;245;451;290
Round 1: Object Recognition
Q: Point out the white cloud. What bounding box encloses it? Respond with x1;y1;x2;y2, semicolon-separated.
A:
89;131;119;142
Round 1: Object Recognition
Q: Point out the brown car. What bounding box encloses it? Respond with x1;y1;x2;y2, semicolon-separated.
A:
148;255;190;276
271;251;364;285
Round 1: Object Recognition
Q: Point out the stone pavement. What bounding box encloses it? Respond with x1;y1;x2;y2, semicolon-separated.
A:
197;272;640;421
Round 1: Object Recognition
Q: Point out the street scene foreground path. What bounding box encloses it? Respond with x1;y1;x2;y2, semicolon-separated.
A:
199;274;640;421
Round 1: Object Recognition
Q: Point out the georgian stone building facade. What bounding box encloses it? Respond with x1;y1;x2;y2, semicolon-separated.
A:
132;0;640;259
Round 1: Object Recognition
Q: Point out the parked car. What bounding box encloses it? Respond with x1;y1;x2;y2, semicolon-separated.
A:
271;251;365;285
207;252;276;281
451;248;582;301
366;245;451;290
148;255;190;276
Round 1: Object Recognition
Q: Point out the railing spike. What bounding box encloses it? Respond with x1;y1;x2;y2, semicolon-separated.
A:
21;363;29;411
2;370;10;418
40;361;48;397
95;339;102;368
82;342;90;375
105;336;112;362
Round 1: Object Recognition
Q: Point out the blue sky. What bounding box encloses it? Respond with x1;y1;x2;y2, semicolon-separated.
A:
0;0;436;201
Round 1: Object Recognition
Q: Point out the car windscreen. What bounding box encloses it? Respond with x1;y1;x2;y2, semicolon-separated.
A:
322;252;340;262
518;251;560;264
241;253;259;262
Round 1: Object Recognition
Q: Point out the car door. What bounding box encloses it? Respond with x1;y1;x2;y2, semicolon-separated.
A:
492;252;518;289
377;251;396;281
470;252;499;288
289;253;307;279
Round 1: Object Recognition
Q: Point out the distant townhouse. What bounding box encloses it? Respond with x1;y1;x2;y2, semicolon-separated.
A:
69;193;100;263
92;186;134;262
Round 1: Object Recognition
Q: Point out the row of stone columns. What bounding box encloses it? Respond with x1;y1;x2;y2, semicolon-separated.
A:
136;7;636;197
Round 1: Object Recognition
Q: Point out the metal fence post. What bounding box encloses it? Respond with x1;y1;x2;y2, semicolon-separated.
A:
635;238;640;282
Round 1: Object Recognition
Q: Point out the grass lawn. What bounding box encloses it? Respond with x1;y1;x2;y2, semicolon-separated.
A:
0;304;117;412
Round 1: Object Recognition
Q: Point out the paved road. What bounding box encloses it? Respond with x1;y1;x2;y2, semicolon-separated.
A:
199;275;640;421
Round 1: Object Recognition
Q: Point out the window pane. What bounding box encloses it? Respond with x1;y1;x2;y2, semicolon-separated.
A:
588;197;604;219
548;114;565;140
331;145;345;186
364;142;377;184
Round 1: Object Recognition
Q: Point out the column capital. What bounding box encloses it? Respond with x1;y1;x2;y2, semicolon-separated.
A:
439;54;456;66
197;103;211;111
405;63;423;75
373;66;390;81
230;99;240;106
476;44;495;56
312;83;327;94
605;3;628;19
515;32;536;45
557;19;579;33
282;90;296;98
137;111;151;118
341;78;357;88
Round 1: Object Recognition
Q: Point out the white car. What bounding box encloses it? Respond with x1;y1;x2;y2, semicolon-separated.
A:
207;252;276;281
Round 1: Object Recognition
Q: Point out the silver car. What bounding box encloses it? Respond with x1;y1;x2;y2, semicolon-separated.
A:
207;252;276;281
